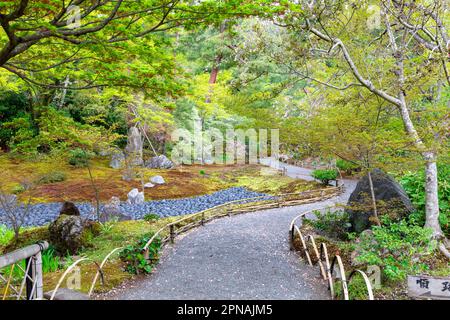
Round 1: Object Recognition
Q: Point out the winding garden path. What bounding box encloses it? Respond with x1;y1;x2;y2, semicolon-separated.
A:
103;159;357;300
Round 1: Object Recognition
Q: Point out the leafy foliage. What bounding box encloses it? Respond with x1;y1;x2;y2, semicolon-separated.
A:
311;169;338;186
36;171;67;185
351;218;436;281
399;165;450;237
68;148;94;168
336;159;359;175
0;224;14;246
120;233;161;274
304;209;351;240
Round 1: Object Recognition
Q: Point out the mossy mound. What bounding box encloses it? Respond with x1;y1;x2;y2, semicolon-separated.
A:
48;215;100;255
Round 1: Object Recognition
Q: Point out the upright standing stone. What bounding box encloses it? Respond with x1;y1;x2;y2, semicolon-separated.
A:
346;168;414;233
125;127;143;166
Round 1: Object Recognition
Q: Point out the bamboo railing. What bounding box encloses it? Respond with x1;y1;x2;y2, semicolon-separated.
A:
289;207;374;300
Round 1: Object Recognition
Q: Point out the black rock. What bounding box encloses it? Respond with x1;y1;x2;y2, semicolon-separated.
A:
59;201;80;216
346;168;414;233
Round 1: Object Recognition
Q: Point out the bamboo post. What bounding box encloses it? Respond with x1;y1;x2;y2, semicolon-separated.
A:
169;225;175;244
201;212;205;226
34;252;44;300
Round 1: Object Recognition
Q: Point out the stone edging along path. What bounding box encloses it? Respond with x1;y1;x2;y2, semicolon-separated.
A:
98;160;357;300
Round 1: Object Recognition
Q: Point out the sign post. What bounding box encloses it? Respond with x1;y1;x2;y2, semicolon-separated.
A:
408;275;450;300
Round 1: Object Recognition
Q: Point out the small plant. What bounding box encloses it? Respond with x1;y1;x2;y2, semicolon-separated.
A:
143;213;160;222
0;224;14;246
68;148;93;167
120;232;161;274
312;169;338;186
36;171;67;184
11;184;25;194
304;209;351;240
41;246;60;273
199;170;206;175
99;217;119;234
336;159;359;175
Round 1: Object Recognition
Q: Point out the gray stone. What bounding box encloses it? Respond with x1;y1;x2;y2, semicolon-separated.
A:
346;168;414;233
150;175;165;184
48;214;85;254
144;182;155;188
144;155;174;169
110;150;125;169
124;127;143;166
99;196;131;223
127;188;145;205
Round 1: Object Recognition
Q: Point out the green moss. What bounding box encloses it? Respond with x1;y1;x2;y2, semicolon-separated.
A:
1;226;49;254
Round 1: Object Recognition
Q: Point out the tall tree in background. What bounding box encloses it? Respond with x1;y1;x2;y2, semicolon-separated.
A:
260;0;449;247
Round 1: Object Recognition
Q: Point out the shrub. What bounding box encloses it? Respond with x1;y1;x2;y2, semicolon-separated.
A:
312;169;338;185
352;217;436;281
199;170;206;175
336;159;359;174
143;213;160;222
68;148;93;167
0;224;14;246
120;233;161;274
11;184;26;194
36;171;67;184
304;209;351;240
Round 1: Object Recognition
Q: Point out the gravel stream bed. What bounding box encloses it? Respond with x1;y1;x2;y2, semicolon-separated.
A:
2;187;273;228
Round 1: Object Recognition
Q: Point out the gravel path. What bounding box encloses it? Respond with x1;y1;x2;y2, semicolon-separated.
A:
103;159;357;300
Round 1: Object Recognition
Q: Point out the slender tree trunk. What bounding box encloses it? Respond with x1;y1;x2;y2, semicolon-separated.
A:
424;152;443;238
367;171;381;227
205;54;222;103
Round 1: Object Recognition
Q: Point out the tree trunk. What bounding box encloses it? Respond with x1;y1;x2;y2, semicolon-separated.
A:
205;55;222;103
367;171;381;227
424;152;443;238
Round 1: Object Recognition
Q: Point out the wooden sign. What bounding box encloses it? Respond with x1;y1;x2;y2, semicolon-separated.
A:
408;275;450;300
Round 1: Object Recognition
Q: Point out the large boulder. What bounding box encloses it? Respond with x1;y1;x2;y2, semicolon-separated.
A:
127;188;144;205
124;127;143;166
48;202;100;254
99;196;131;223
346;168;414;233
48;215;85;254
144;155;174;169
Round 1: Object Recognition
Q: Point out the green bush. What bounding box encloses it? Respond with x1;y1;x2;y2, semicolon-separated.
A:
11;184;26;194
0;225;14;246
120;233;161;274
399;164;449;237
304;209;351;240
143;213;160;222
336;159;359;174
36;171;67;184
352;217;436;281
312;169;338;185
68;148;93;167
